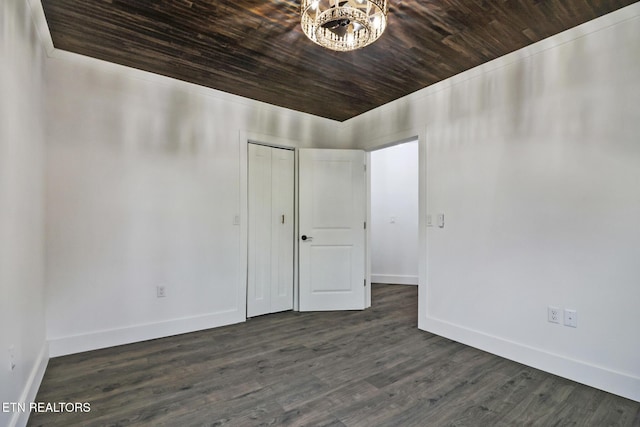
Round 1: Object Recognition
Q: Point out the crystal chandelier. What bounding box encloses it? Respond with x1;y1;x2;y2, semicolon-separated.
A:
301;0;388;52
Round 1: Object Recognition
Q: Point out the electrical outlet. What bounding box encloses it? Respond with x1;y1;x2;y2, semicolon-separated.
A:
564;309;577;328
437;213;445;228
548;306;560;324
156;285;166;298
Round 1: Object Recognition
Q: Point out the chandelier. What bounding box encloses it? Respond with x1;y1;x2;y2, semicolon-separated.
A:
301;0;388;52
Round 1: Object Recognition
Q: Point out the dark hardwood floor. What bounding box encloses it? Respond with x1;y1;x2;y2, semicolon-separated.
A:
30;285;639;426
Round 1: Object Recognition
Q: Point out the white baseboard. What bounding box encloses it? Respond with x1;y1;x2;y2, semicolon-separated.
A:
10;342;49;427
371;274;418;285
421;316;640;403
48;310;245;357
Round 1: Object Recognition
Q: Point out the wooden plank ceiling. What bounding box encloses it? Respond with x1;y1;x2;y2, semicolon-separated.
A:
41;0;637;121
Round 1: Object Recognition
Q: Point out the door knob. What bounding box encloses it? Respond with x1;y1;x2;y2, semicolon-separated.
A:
301;235;313;241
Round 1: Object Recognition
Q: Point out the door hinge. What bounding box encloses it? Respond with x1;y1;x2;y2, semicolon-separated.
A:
364;164;366;172
364;279;366;287
364;221;366;229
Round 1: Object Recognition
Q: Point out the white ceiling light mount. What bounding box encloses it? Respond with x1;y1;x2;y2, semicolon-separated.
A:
301;0;388;52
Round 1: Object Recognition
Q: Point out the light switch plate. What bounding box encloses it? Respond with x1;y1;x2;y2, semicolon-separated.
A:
564;309;577;328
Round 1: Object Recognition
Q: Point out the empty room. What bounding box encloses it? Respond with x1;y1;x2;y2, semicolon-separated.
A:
1;0;639;426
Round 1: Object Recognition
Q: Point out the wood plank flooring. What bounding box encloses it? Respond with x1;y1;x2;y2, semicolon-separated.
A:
30;285;640;426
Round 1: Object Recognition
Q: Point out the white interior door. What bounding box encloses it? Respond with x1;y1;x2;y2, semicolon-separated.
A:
299;149;366;311
247;144;294;317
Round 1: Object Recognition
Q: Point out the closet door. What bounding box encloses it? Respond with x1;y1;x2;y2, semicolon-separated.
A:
270;147;295;313
248;144;272;317
247;144;294;317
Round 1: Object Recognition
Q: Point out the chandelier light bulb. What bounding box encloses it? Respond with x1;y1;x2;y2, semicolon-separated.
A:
371;15;381;30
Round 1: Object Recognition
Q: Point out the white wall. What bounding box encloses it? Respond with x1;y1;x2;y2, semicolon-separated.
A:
0;1;48;426
344;4;640;402
42;41;341;357
15;0;639;407
370;141;419;285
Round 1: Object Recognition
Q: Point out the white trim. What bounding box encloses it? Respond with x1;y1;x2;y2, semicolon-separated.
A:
350;128;422;152
9;342;49;427
418;125;429;332
365;152;372;308
293;149;300;312
244;132;300;150
371;274;418;285
238;131;249;318
48;310;244;357
422;316;640;402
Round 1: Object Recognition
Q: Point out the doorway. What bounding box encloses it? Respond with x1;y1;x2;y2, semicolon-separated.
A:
368;139;419;287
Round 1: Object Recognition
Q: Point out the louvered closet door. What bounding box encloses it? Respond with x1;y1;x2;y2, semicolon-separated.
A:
247;144;294;317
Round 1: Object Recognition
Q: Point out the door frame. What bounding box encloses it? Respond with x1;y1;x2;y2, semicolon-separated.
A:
246;142;295;317
240;132;300;316
361;128;425;313
365;136;421;307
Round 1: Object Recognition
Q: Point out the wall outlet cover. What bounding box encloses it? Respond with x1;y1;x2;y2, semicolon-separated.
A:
548;306;561;324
